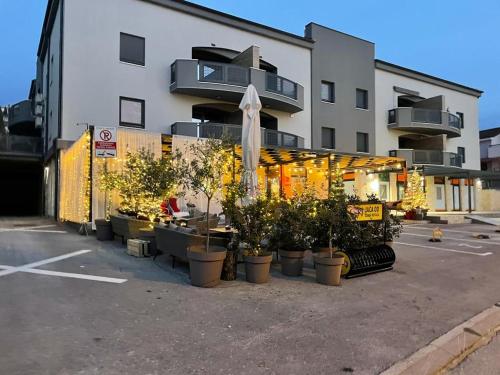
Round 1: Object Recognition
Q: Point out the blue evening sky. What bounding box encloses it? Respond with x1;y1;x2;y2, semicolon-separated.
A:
1;0;498;129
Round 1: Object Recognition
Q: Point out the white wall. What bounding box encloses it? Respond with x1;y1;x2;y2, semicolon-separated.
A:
375;68;481;170
61;0;312;146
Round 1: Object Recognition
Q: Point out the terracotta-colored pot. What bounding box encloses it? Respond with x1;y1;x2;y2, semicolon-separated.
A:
244;253;273;284
279;249;305;276
314;253;344;286
187;246;227;288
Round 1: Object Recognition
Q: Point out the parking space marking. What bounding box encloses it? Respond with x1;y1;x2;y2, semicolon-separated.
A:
0;225;67;234
401;231;500;246
405;226;500;238
0;250;127;284
394;242;493;257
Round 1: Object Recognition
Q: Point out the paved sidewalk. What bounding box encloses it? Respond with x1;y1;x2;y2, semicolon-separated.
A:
450;333;500;374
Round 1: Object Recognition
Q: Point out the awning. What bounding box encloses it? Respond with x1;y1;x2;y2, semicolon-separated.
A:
418;165;500;180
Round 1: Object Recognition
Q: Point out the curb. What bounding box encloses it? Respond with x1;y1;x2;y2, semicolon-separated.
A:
380;304;500;375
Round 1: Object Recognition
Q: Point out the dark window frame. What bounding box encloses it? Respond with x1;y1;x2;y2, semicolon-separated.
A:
458;146;466;164
320;81;335;103
120;32;146;66
356;88;369;109
119;96;145;129
456;112;464;129
356;132;369;153
321;127;335;149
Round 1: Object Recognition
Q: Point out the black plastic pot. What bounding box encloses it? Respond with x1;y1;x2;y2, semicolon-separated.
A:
95;219;113;241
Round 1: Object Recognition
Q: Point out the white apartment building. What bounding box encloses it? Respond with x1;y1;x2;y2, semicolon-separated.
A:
34;0;484;218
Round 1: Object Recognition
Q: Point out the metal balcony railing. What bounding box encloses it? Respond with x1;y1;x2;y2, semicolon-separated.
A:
198;61;250;86
171;122;304;149
389;149;462;168
265;72;298;100
0;135;42;156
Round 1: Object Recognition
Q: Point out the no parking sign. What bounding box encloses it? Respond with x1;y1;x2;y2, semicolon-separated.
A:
94;127;117;158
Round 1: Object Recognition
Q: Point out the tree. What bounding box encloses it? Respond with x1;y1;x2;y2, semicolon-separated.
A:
402;168;428;211
183;137;233;252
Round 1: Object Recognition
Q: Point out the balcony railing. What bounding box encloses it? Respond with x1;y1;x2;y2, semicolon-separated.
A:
389;149;462;168
0;135;42;157
198;61;250;86
265;73;298;100
169;59;304;113
387;107;461;138
171;122;304;149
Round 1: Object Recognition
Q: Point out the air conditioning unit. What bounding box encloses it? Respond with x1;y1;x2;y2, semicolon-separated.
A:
35;117;43;128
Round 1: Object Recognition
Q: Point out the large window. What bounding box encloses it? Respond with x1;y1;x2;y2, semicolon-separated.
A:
321;81;335;103
458;146;466;164
356;88;368;109
120;33;145;66
321;127;335;149
120;97;145;128
356;132;369;153
456;112;464;128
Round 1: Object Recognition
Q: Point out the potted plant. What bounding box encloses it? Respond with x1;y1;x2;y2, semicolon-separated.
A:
95;160;119;241
182;138;233;287
272;190;316;276
229;196;275;284
311;166;349;286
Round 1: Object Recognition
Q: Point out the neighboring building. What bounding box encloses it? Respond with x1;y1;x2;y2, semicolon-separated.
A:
480;127;500;173
34;0;483;218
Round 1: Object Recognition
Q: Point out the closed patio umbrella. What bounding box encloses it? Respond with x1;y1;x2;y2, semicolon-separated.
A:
239;84;262;199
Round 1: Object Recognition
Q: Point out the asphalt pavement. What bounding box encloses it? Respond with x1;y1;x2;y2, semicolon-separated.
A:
0;217;499;375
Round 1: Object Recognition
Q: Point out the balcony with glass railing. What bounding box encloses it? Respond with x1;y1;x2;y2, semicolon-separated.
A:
170;122;304;149
387;107;461;138
0;135;43;160
169;59;304;113
389;149;462;168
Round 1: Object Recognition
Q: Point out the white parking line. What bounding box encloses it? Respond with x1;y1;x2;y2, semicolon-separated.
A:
394;242;493;257
0;250;127;284
405;226;500;238
0;224;58;233
401;231;500;246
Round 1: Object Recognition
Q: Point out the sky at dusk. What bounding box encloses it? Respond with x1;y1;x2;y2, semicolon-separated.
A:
0;0;498;129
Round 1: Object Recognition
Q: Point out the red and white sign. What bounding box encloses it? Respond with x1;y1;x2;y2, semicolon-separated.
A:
94;127;117;158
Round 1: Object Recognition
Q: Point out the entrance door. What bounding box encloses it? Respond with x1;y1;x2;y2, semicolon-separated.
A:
435;184;445;210
452;185;461;211
379;182;389;201
464;186;476;211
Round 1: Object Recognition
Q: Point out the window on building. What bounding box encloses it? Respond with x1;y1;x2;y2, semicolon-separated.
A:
120;33;145;66
456;112;464;128
356;132;369;153
321;127;335;149
120;97;145;128
356;89;368;109
458;147;466;164
321;81;335;103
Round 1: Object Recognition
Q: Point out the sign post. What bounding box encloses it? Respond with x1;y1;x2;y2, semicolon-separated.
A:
94;127;117;158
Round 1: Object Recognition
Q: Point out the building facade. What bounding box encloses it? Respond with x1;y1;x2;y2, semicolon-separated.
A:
34;0;483;217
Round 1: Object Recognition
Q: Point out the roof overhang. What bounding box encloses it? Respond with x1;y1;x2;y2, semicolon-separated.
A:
418;165;500;180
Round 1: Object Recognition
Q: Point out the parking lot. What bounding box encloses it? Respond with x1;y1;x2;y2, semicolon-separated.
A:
0;217;499;375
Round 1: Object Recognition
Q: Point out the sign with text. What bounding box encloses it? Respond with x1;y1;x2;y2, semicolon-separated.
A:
94;127;117;158
347;203;383;222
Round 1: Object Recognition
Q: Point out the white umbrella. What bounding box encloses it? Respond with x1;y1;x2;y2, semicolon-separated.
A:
239;84;262;199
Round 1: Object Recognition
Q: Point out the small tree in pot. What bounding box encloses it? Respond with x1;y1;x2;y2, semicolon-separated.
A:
229;196;275;284
311;165;350;286
95;161;120;240
271;190;316;276
182;138;233;287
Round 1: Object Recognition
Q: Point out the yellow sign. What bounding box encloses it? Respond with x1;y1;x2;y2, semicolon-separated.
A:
347;203;383;222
